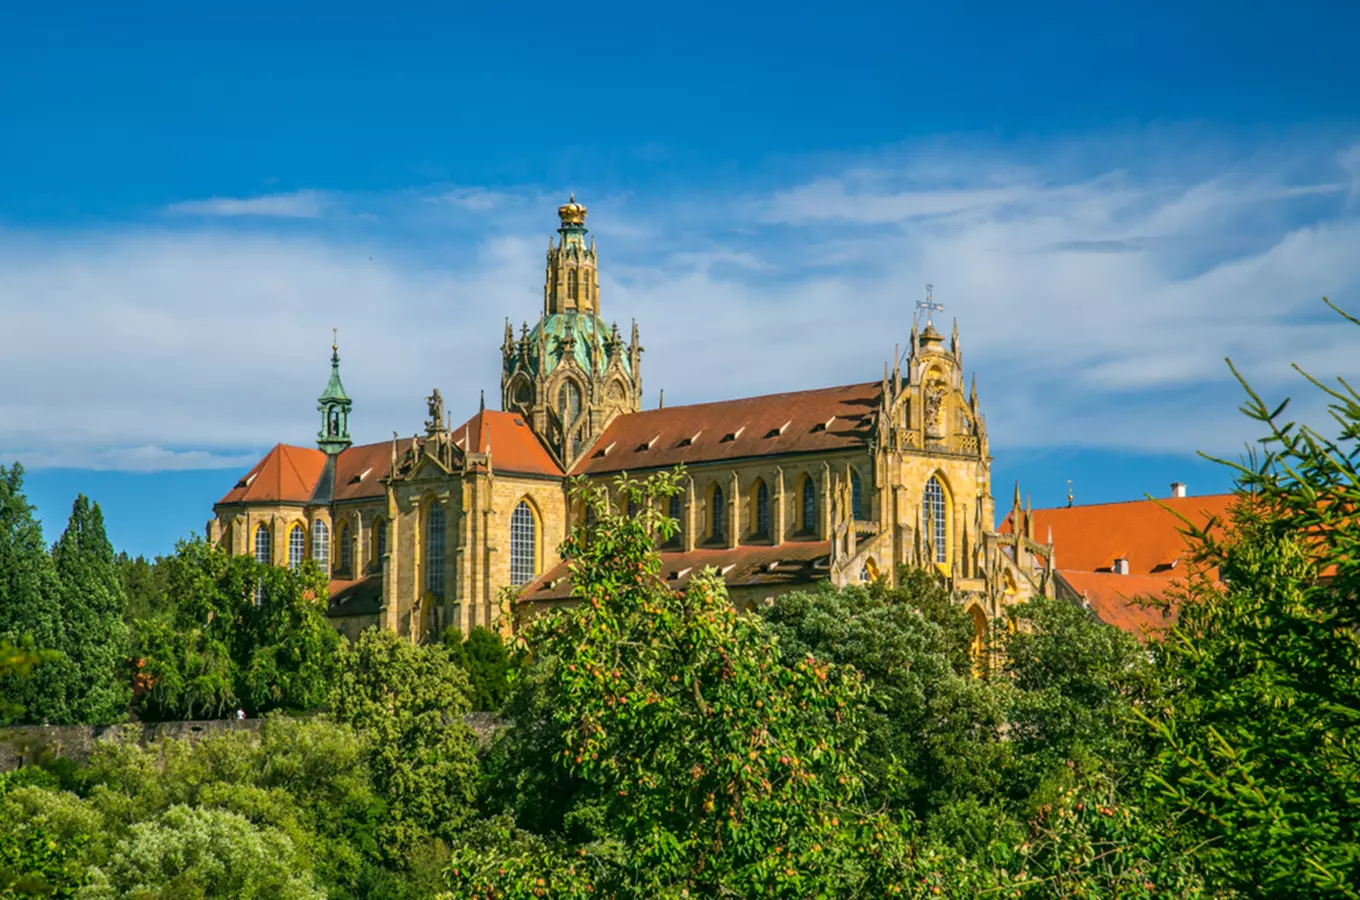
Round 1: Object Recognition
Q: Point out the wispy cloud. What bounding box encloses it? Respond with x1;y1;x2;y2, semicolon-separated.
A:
2;130;1358;472
164;189;334;218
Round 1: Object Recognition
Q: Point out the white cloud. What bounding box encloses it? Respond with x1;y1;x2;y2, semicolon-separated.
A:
2;130;1358;474
164;190;334;218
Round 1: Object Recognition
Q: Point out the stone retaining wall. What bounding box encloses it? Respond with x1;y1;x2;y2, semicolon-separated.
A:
1;713;505;771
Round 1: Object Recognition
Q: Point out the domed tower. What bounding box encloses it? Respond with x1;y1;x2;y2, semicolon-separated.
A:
501;197;643;469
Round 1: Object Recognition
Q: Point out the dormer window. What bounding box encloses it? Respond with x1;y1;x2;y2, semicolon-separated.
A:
1113;557;1130;575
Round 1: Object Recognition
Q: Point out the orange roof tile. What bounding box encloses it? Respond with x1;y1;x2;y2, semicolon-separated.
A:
328;575;383;617
1057;570;1180;637
1001;493;1236;577
217;444;327;505
571;383;880;476
453;409;563;478
333;438;415;502
521;541;834;603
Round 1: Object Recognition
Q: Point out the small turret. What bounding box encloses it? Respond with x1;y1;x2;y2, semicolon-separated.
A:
317;331;353;456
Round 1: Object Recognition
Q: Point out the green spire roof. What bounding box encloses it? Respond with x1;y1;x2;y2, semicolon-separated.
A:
317;334;353;455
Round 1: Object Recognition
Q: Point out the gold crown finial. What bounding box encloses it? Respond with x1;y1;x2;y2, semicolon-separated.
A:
557;194;587;227
332;327;338;353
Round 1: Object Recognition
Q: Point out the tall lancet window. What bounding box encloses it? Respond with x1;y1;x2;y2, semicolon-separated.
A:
288;525;306;571
254;525;271;564
312;520;329;569
754;480;771;538
710;484;726;543
510;501;536;586
851;470;864;521
425;502;445;598
801;476;817;534
567;269;579;302
923;475;948;564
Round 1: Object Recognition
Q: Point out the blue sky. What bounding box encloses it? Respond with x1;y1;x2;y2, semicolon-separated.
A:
2;1;1358;557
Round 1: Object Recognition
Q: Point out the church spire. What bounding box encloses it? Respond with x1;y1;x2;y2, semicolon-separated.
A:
317;330;353;456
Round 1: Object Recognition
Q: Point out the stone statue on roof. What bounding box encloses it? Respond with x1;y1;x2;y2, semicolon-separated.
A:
425;389;446;435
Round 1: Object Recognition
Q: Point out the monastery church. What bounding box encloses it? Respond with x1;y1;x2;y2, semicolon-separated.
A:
211;196;1068;645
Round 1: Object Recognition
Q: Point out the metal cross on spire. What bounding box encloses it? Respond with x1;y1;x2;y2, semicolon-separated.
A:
916;283;943;326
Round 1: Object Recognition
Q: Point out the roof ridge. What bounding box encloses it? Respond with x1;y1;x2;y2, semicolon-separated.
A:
1031;493;1235;514
622;381;880;416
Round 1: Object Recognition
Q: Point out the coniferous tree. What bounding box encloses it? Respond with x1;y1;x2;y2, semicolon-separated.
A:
51;495;131;724
0;463;71;724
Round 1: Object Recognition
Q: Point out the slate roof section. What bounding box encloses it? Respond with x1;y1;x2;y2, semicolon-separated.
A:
452;409;564;478
571;383;881;476
327;576;383;618
521;540;833;603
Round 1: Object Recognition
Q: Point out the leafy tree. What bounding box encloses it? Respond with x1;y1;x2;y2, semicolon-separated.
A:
441;626;469;670
757;578;985;820
464;626;515;712
79;805;323;900
131;538;340;720
460;472;902;899
0;464;70;724
115;553;169;626
330;628;479;854
50;497;131;725
1145;300;1360;899
1002;594;1162;804
0;638;57;725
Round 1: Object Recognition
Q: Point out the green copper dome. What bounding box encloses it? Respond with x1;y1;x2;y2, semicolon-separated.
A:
521;312;630;378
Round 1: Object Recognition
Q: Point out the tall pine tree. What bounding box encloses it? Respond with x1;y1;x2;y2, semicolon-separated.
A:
52;495;131;723
0;463;70;723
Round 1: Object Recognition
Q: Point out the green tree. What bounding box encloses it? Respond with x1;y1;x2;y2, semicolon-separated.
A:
1145;300;1360;899
331;628;479;854
463;626;515;712
79;805;323;900
115;553;169;626
0;464;71;725
131;538;340;720
0;638;57;725
459;473;902;899
757;578;992;822
50;497;131;725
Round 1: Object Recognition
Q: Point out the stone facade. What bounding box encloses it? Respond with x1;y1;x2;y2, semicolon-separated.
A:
211;198;1055;654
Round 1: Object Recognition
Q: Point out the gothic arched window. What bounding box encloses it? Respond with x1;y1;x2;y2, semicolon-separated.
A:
754;479;771;538
801;476;817;534
510;500;537;587
425;502;445;598
711;484;726;543
373;518;387;567
288;525;306;571
558;381;583;426
254;525;271;565
339;522;353;574
851;470;864;521
666;493;683;547
567;269;579;301
923;475;948;564
312;519;329;569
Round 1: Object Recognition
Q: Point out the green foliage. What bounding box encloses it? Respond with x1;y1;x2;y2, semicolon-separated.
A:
331;628;479;854
461;472;901;899
1145;300;1360;899
115;552;170;626
0;464;71;725
0;638;58;725
441;625;519;712
80;804;324;900
131;538;340;720
0;828;90;899
50;497;131;725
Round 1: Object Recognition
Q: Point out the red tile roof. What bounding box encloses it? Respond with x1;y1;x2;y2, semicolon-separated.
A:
217;444;327;505
328;576;383;618
1001;493;1235;577
333;438;414;501
453;409;563;478
1057;570;1180;637
571;383;880;476
521;540;834;603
